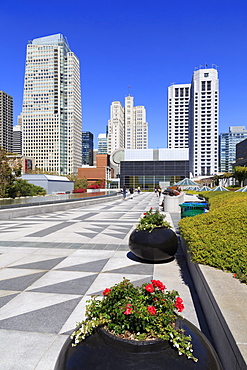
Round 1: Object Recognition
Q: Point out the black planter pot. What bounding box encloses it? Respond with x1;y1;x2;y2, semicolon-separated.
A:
54;318;222;370
129;227;178;262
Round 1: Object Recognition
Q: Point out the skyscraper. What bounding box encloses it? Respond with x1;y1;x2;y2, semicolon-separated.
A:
107;95;148;154
169;67;219;177
0;91;13;152
219;126;247;172
82;131;93;165
167;84;190;149
21;34;82;175
189;68;219;177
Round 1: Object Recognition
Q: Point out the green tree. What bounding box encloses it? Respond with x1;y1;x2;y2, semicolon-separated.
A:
0;147;16;198
233;166;247;187
10;179;46;198
222;172;233;187
66;174;88;189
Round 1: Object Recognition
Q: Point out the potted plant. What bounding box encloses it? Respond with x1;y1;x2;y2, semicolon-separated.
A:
129;208;178;262
55;278;222;369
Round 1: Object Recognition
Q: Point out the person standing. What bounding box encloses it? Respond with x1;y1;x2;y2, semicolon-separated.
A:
137;186;141;194
129;187;134;199
122;186;127;200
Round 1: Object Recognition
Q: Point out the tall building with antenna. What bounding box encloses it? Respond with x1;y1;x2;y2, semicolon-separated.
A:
107;95;148;154
21;34;82;175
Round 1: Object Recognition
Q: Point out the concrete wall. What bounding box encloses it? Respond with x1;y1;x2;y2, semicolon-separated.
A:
181;238;246;370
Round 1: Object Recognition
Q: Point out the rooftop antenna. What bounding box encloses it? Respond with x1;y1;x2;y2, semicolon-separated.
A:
128;85;131;96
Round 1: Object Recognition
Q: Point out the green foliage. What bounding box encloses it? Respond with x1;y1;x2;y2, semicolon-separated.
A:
179;192;247;283
0;147;16;197
9;179;46;198
136;208;171;232
71;278;197;361
233;166;247;187
66;174;88;190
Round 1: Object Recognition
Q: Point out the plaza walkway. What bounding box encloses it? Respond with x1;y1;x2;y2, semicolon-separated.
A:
0;192;213;369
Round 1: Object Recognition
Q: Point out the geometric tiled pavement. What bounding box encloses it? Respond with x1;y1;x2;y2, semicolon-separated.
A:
0;192;200;369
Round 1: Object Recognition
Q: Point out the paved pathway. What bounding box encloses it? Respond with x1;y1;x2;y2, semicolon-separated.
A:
0;192;203;369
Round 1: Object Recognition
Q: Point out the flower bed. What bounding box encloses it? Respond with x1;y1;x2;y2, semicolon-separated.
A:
71;278;197;361
179;192;247;283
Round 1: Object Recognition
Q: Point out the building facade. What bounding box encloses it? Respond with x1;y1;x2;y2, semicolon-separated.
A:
169;67;219;178
13;124;22;154
219;126;247;172
98;133;107;154
235;137;247;167
167;84;190;148
189;68;219;177
0;91;13;152
107;95;148;154
21;34;82;175
82;131;93;165
110;148;189;189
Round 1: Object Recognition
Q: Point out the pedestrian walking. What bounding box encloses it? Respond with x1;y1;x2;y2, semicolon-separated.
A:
129;187;134;199
137;186;141;194
122;186;127;200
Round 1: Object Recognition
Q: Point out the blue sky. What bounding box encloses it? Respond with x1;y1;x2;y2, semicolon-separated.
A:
0;0;247;148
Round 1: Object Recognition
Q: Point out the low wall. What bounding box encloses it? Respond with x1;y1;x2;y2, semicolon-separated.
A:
181;238;246;370
162;192;185;213
0;193;119;220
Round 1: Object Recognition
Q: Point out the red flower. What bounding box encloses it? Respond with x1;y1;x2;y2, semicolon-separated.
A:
145;284;154;293
124;307;132;315
151;280;166;291
126;303;132;308
102;288;111;296
174;297;184;312
233;274;237;277
175;303;184;312
143;212;146;215
175;297;183;304
147;306;156;315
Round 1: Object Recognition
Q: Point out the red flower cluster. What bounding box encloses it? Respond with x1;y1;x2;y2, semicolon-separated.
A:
102;288;111;296
175;297;184;312
151;280;166;292
147;306;156;315
123;303;133;315
145;284;154;293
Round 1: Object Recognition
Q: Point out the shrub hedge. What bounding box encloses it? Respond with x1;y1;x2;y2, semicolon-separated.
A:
179;192;247;283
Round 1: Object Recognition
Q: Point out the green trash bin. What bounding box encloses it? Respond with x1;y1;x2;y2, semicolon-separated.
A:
179;202;208;218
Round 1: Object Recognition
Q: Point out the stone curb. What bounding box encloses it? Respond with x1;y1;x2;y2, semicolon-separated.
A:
180;238;247;370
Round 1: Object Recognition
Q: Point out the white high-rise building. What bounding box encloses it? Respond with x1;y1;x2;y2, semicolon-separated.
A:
21;34;82;175
167;84;190;148
107;95;148;154
107;101;125;154
189;68;219;177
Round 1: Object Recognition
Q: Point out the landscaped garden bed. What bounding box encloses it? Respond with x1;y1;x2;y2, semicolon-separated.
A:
179;192;247;284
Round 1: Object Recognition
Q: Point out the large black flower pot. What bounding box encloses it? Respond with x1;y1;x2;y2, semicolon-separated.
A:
54;318;222;370
129;227;178;262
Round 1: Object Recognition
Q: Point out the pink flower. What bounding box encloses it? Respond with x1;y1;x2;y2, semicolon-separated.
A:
103;288;111;296
124;308;132;315
145;284;154;293
151;280;166;291
147;306;156;315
